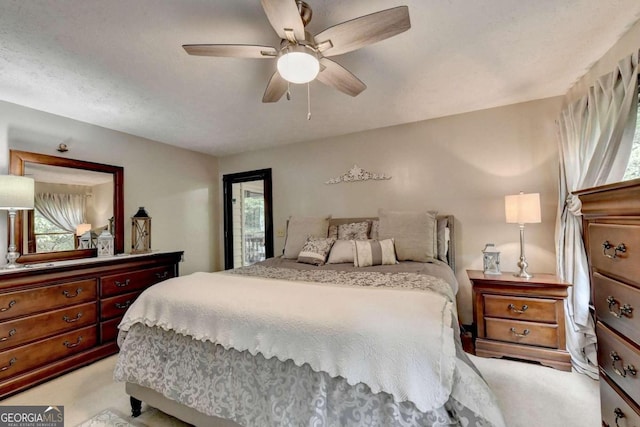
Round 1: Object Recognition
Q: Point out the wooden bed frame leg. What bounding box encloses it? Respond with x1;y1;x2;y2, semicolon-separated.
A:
130;396;142;417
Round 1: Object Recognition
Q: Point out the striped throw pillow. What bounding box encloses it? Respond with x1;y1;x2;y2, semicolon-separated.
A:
352;239;397;267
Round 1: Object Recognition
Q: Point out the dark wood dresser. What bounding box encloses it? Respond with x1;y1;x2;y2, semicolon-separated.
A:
576;178;640;427
0;251;183;399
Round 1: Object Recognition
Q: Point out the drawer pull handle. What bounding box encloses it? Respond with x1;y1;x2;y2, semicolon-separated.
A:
115;300;133;310
509;327;530;338
62;288;82;298
62;313;83;323
0;329;16;342
63;336;83;349
156;271;169;280
508;303;528;314
115;279;131;287
614;407;625;427
610;351;637;377
607;296;633;318
0;300;16;312
603;241;627;259
0;358;16;372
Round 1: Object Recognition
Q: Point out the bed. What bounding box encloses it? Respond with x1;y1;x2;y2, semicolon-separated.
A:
114;214;506;427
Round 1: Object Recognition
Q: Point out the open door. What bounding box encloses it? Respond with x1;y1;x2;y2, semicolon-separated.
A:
223;169;273;270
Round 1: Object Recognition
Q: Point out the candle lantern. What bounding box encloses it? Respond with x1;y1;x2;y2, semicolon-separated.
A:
131;207;151;254
96;229;114;257
482;243;501;275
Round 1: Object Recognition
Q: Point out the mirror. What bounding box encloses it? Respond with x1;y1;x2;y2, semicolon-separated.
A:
9;150;124;263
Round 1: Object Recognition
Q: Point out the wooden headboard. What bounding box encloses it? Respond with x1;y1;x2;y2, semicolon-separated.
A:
328;215;456;271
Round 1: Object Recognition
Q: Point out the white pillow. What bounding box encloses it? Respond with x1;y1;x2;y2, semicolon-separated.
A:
352;239;397;267
377;209;437;262
283;216;330;259
327;240;355;264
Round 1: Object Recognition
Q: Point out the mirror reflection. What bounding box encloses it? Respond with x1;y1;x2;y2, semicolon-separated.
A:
24;163;114;254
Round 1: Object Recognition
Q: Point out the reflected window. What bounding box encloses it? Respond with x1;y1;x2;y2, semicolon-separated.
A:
34;209;75;252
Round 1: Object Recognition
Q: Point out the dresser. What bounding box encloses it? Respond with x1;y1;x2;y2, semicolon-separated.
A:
0;251;183;399
576;178;640;427
468;270;572;371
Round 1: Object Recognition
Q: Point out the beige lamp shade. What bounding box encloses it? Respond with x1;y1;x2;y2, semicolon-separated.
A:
0;175;35;210
505;192;541;224
76;223;92;236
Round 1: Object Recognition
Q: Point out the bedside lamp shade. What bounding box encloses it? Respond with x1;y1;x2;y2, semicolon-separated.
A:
505;192;541;279
0;175;35;210
505;192;541;224
0;175;35;269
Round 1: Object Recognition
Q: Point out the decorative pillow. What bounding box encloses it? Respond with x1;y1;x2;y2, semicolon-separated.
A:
283;216;331;259
377;209;437;262
328;224;338;239
369;219;379;240
297;237;336;266
352;239;397;267
437;217;449;262
327;240;355;264
337;221;370;240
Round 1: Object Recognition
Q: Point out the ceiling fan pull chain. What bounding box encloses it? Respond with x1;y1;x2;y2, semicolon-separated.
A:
286;81;291;101
307;82;311;120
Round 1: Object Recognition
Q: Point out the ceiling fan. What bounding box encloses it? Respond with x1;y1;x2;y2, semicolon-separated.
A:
182;0;411;103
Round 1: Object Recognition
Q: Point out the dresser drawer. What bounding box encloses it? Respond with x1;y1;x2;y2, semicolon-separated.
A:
0;326;97;381
101;266;173;297
483;295;558;322
100;292;140;320
593;272;640;344
601;373;640;427
0;279;97;321
589;223;640;286
0;302;97;351
485;317;559;348
100;317;122;343
597;321;640;404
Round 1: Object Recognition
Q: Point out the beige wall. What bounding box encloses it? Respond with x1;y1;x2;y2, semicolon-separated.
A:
218;96;563;323
0;100;219;274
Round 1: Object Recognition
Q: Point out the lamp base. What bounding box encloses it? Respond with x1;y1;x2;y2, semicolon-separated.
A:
514;257;533;279
4;251;21;270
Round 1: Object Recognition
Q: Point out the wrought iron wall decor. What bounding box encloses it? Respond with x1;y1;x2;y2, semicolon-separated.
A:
325;164;391;185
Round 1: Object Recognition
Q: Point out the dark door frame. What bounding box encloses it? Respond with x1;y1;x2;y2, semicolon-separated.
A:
223;168;274;270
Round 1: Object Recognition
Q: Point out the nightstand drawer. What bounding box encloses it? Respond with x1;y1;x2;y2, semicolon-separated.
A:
589;223;640;286
484;294;558;322
485;317;559;348
593;272;640;345
597;321;640;404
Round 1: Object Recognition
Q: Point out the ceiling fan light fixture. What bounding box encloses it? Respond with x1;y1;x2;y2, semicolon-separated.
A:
277;45;319;84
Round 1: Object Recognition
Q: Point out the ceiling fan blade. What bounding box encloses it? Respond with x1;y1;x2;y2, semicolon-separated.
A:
262;71;288;103
316;58;366;97
314;6;411;57
260;0;305;42
182;44;277;58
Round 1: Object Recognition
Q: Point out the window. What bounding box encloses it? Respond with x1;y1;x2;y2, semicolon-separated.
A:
622;97;640;180
34;209;75;252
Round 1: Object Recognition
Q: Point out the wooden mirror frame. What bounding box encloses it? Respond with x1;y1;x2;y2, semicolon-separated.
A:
9;150;124;264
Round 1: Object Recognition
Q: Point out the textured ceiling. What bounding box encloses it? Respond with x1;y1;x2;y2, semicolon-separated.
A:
1;1;639;156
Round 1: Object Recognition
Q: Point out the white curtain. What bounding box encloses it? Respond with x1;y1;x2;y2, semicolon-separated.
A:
556;51;639;377
35;193;86;233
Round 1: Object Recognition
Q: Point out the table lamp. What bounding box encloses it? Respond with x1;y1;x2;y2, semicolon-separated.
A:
0;175;35;269
505;192;541;278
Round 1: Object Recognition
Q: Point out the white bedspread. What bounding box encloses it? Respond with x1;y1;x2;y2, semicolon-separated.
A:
118;271;457;412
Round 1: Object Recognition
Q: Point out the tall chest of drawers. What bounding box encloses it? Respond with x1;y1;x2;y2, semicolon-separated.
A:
575;178;640;427
0;251;183;399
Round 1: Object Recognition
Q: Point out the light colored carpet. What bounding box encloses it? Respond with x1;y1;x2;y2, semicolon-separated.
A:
1;354;600;426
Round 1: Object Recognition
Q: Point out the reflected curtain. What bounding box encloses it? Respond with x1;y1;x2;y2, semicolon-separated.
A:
34;193;86;233
556;51;638;377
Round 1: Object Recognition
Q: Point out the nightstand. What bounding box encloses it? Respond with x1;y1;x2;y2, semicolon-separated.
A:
468;270;572;371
